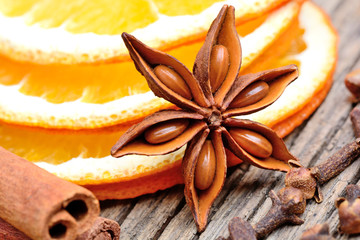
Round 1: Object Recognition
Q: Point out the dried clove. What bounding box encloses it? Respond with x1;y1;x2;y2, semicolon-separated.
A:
311;138;360;185
218;122;360;239
350;106;360;138
285;138;360;203
300;223;334;240
254;187;306;239
285;160;321;201
345;69;360;100
335;184;360;234
218;187;306;239
228;217;257;240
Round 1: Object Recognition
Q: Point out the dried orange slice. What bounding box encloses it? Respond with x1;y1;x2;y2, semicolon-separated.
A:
0;1;337;200
0;0;291;64
0;0;301;129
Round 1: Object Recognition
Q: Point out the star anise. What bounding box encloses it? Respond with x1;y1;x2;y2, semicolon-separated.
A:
111;5;299;232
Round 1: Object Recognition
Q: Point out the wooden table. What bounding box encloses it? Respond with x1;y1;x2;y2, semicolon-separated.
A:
100;0;360;239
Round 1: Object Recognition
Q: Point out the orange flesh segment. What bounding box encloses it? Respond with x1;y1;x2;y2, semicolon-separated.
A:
0;56;148;104
0;0;222;35
153;0;223;16
241;19;305;74
0;13;273;104
0;0;159;34
0;123;129;164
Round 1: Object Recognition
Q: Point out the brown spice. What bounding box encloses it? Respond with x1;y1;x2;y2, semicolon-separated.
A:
285;138;360;203
311;138;360;185
345;69;360;99
77;217;120;240
228;217;256;240
0;218;31;240
0;217;120;240
300;223;334;240
335;184;360;234
254;187;306;239
217;187;305;239
0;147;100;240
285;160;322;202
350;105;360;138
111;4;299;232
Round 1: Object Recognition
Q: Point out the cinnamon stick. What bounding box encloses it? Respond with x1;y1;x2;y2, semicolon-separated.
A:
0;217;120;240
77;217;120;240
0;147;100;240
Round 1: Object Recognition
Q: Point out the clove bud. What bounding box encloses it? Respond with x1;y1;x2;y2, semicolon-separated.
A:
350;106;360;138
285;160;322;202
228;217;256;240
217;187;306;240
254;187;306;239
345;69;360;100
300;223;334;240
335;184;360;234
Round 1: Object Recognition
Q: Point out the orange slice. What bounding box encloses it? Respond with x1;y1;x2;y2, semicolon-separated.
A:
0;0;292;64
0;1;337;200
0;0;301;129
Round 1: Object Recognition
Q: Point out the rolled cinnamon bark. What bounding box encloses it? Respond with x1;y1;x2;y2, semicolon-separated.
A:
0;147;100;240
77;217;120;240
0;217;120;240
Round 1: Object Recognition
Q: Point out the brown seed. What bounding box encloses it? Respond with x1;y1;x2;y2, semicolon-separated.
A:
144;119;189;144
229;129;273;158
210;45;230;92
229;81;269;108
194;140;216;190
153;65;192;99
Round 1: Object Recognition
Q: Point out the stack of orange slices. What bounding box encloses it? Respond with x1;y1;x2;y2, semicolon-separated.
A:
0;0;337;199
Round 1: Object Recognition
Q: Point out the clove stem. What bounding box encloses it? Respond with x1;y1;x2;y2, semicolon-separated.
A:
254;187;305;239
311;139;360;185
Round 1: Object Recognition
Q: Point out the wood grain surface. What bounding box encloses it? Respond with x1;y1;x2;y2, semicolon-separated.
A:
100;0;360;239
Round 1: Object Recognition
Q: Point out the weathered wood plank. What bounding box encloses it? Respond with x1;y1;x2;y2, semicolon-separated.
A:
159;166;250;240
100;0;360;239
110;187;184;239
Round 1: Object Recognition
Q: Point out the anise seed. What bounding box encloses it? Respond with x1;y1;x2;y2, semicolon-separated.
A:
144;119;189;144
154;65;192;99
229;81;269;108
229;129;273;158
210;45;229;93
194;140;216;190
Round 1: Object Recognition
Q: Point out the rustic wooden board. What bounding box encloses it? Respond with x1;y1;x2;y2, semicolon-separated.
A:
100;0;360;239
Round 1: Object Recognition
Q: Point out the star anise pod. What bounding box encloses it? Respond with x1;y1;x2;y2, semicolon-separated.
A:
111;5;299;232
